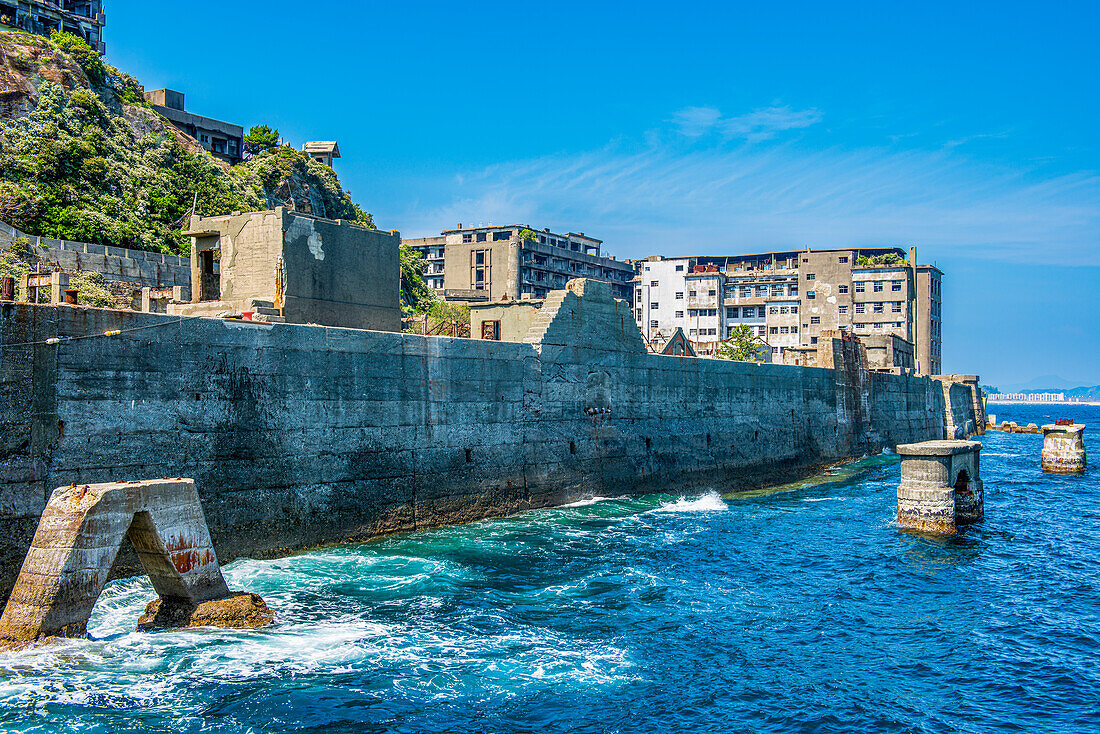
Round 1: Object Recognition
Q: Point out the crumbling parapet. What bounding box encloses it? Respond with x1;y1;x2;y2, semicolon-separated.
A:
896;440;984;534
1041;423;1086;473
0;479;271;648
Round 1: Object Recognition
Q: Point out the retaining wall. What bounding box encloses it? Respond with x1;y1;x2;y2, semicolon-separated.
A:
0;280;958;603
0;221;190;291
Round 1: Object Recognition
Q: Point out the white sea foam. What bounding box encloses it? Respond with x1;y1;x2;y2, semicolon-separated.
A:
804;497;842;503
652;491;728;514
560;496;616;508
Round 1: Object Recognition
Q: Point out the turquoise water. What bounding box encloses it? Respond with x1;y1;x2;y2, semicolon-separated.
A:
1;405;1098;733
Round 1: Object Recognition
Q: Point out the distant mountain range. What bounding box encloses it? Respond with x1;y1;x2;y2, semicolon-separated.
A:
987;375;1100;401
993;375;1094;393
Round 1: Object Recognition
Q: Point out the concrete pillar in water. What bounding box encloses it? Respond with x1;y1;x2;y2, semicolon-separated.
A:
0;479;272;648
1041;423;1086;473
896;440;984;534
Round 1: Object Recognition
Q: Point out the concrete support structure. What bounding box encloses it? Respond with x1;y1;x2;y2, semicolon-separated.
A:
1041;423;1086;473
896;440;984;534
0;479;269;647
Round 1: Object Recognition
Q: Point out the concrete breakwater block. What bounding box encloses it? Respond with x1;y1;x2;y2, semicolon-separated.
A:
0;479;272;648
1042;423;1087;473
896;440;984;534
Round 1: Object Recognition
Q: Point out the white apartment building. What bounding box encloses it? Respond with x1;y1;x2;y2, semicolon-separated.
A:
634;256;801;356
632;248;942;372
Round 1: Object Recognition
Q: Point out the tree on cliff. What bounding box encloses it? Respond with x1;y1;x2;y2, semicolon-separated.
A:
243;125;280;157
716;324;768;362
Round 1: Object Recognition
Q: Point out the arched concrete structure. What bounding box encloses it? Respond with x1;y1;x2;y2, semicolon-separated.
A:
896;440;984;534
0;479;264;645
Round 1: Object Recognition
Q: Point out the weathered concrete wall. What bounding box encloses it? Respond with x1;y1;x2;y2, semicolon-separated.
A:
470;300;543;342
0;221;190;291
0;280;957;603
934;377;980;439
177;209;401;331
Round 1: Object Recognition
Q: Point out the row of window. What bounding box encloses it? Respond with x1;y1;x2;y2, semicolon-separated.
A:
833;302;905;315
462;230;513;243
768;326;799;335
804;280;904;293
856;280;903;293
728;285;798;298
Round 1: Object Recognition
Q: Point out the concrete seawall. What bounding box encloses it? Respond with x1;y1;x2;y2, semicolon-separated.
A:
0;280;979;603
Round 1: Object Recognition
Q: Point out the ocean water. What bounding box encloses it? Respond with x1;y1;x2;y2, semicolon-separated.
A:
1;405;1098;733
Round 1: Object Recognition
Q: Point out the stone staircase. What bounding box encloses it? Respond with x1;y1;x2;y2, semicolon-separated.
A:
522;290;569;346
249;299;285;323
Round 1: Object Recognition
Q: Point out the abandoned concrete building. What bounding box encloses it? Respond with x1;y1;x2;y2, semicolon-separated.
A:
404;224;635;303
170;208;401;331
470;298;544;342
302;141;340;168
633;247;943;373
143;89;244;164
0;1;105;53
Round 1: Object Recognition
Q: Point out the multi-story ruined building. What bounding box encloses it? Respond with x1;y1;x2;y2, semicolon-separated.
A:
143;89;244;164
633;247;943;373
403;224;634;302
1;1;105;53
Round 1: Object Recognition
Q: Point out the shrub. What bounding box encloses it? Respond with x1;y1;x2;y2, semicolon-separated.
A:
50;31;105;86
0;251;31;298
68;270;118;307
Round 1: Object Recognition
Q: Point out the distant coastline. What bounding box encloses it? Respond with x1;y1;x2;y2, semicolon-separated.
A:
987;400;1100;406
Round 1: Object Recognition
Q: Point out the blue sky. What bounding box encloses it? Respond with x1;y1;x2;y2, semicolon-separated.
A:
107;1;1099;388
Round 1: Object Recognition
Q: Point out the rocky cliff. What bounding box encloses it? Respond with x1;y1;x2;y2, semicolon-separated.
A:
0;29;372;255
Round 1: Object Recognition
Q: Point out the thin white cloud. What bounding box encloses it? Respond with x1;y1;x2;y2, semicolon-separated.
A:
718;106;823;141
672;105;823;141
672;106;723;137
395;138;1100;266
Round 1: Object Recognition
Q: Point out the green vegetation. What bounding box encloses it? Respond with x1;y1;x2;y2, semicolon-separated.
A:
856;253;906;266
399;246;436;314
243;125;280;157
0;30;374;257
69;270;119;307
0;255;30;299
49;32;104;85
517;227;539;243
424;301;470;336
0;237;32;299
716;324;768;362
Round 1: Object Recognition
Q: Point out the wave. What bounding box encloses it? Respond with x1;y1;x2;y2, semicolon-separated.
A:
559;496;617;508
651;491;728;514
